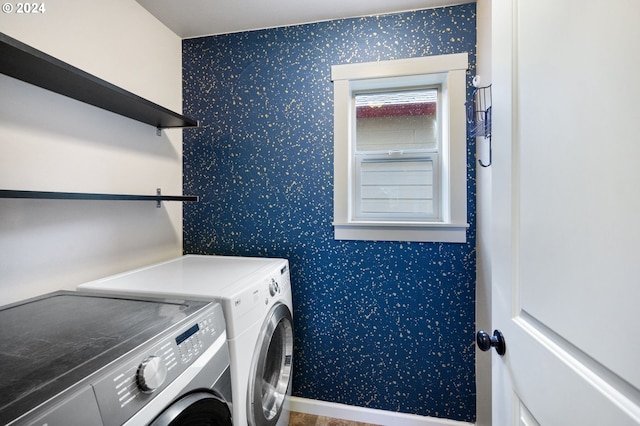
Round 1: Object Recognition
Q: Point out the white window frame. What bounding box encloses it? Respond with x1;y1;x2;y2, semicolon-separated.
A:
332;53;469;243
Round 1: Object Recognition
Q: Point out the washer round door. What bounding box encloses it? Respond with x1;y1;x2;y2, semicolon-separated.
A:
150;391;232;426
248;303;293;426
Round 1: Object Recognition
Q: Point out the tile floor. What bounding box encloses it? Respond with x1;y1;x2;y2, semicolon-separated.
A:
288;412;380;426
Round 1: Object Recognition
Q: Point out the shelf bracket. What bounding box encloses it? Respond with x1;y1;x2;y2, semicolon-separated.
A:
156;188;162;208
156;127;162;137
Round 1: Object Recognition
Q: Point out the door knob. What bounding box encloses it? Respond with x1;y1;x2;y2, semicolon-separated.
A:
476;329;506;356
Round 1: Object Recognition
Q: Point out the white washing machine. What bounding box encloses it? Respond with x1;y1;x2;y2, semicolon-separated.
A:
79;255;293;426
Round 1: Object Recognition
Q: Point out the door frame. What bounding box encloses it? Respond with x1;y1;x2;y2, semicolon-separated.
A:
474;0;493;425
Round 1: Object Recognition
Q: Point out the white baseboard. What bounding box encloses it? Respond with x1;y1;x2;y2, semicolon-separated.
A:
287;396;475;426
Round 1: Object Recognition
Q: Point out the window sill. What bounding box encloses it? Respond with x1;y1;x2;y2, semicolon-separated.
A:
333;221;469;243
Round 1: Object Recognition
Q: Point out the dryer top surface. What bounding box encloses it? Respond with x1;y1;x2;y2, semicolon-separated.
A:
78;255;288;301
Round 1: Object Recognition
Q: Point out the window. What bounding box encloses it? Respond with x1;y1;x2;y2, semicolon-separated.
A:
331;54;468;243
354;88;440;221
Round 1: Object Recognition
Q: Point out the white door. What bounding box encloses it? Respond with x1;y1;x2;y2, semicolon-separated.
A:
489;1;640;424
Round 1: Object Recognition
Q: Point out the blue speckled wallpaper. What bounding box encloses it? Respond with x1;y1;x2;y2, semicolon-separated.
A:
183;4;476;422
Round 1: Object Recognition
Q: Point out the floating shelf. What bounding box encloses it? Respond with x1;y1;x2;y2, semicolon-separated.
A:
0;32;198;130
0;189;199;208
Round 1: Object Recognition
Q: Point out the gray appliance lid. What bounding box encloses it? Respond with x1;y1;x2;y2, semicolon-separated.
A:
0;291;209;425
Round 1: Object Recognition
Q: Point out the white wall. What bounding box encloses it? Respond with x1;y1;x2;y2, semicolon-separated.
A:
0;0;185;306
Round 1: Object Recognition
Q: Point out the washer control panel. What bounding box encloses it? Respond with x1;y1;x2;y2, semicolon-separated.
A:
91;302;226;426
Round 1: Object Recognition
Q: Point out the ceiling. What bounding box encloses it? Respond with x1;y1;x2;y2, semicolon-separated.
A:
135;0;467;39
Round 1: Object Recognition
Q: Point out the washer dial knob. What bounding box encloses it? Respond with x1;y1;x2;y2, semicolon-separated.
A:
136;355;167;393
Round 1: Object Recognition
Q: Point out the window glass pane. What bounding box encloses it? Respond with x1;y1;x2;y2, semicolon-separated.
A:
357;158;436;219
355;89;438;152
